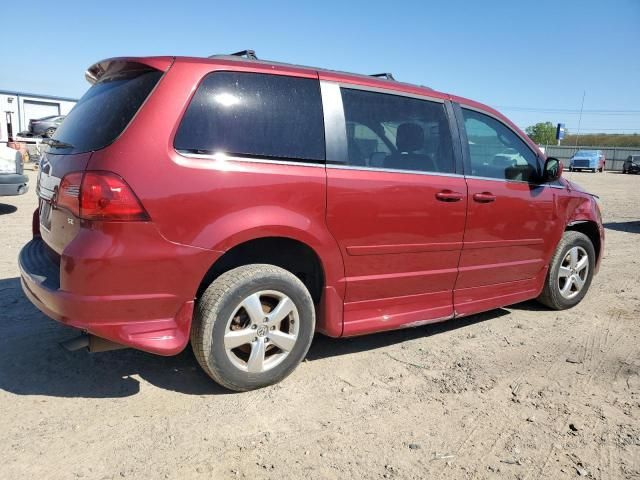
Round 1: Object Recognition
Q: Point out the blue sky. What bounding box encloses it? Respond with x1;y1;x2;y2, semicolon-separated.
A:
2;0;638;133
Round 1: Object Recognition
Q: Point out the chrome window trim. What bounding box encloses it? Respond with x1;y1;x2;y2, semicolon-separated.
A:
325;163;464;179
175;151;325;169
176;150;566;188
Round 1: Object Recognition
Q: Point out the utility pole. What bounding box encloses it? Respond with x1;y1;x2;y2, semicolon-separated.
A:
575;91;586;151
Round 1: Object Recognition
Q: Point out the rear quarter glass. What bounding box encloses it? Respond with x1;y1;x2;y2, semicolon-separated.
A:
174;71;325;162
50;64;163;154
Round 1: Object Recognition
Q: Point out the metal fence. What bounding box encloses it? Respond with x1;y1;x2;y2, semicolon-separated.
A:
542;145;640;172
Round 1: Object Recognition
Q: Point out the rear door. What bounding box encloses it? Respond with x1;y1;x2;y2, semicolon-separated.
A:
453;104;560;315
321;80;467;335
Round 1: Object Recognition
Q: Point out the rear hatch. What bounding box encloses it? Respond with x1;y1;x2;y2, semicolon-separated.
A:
37;58;170;255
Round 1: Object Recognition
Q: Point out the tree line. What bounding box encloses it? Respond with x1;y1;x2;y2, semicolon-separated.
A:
525;122;640;147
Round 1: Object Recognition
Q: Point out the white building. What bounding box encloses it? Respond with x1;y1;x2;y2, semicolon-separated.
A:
0;90;77;142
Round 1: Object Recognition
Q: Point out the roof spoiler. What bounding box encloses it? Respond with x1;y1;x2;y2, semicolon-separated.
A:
84;57;174;84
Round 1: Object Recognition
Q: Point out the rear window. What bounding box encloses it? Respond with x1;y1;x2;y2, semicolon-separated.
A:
50;64;162;154
174;72;325;162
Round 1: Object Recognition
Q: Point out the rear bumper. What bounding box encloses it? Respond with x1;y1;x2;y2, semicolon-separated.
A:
19;233;219;355
0;174;29;196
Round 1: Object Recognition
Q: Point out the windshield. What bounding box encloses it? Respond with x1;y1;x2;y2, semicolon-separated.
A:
50;64;162;154
574;150;597;157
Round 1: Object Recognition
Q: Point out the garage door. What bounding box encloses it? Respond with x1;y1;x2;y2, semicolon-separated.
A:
23;100;60;129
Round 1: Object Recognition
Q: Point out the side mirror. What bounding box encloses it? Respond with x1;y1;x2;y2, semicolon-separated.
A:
543;157;562;182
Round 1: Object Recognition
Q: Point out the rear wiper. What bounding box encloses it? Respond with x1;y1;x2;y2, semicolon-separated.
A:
42;138;74;149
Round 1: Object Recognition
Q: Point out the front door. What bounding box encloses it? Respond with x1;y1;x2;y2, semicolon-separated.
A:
322;81;467;335
454;106;560;315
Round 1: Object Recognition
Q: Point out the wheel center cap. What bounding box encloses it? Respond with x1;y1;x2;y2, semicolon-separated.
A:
256;325;268;337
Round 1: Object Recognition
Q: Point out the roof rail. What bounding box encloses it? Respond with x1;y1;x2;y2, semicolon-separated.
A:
230;49;258;60
370;72;395;81
208;50;258;60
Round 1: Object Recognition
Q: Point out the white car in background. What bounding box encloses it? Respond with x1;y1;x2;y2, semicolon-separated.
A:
0;143;29;197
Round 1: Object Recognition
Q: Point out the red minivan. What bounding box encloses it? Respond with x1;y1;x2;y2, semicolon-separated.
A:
19;52;604;391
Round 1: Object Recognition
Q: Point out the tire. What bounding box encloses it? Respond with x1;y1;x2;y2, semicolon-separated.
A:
191;264;316;391
537;231;596;310
44;128;56;138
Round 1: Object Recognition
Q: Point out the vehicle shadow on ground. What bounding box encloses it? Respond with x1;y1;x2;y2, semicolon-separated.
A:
0;275;512;399
604;221;640;234
307;308;510;361
0;204;18;215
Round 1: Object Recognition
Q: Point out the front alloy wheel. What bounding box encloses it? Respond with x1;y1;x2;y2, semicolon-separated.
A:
537;231;596;310
557;246;589;300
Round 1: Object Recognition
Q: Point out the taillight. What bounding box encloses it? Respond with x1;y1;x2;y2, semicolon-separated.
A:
57;172;82;216
81;171;149;221
56;171;149;221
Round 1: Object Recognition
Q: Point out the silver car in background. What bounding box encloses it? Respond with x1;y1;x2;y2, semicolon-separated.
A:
28;115;65;138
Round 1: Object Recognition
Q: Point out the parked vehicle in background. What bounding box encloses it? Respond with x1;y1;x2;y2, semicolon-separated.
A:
19;52;604;391
569;149;605;172
622;155;640;174
28;115;65;138
0;143;28;196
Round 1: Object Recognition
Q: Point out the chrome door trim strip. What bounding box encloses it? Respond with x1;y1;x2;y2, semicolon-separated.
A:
325;163;464;179
174;151;325;169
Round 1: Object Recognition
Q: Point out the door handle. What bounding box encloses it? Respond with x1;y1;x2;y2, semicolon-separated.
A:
435;190;463;202
473;192;496;203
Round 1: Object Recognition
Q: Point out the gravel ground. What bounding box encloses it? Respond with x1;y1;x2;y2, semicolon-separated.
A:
1;169;639;480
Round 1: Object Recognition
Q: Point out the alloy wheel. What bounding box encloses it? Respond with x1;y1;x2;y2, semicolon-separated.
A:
557;246;589;300
223;290;299;373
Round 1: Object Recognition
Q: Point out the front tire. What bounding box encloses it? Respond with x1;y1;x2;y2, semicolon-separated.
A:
191;264;316;391
537;231;595;310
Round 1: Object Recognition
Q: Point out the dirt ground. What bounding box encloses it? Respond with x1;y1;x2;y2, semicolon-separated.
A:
0;169;638;480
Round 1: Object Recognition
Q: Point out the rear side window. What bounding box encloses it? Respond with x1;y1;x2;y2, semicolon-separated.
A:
175;72;325;162
340;88;454;173
52;64;162;154
462;108;540;182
